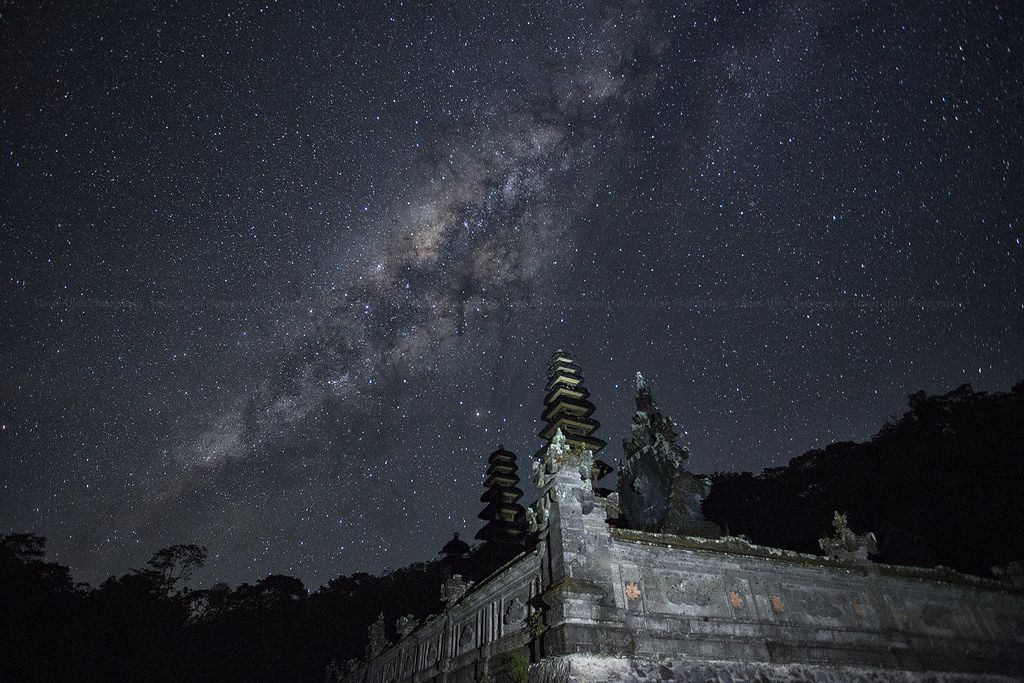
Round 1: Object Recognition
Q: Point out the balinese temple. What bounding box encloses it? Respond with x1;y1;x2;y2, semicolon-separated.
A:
535;350;614;486
474;446;527;549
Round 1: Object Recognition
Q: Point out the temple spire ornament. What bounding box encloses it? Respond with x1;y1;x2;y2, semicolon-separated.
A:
536;350;613;486
475;445;527;549
618;372;720;537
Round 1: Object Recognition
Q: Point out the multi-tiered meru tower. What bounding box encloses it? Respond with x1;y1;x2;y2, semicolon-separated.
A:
474;445;527;549
535;350;613;487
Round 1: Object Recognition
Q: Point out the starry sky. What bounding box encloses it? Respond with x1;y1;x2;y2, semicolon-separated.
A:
2;1;1022;587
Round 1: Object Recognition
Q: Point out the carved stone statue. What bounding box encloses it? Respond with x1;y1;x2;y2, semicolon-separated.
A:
528;496;549;539
617;373;720;537
396;614;418;639
323;658;342;683
818;511;878;563
503;597;528;626
365;612;389;659
441;574;470;604
992;562;1024;590
545;428;571;473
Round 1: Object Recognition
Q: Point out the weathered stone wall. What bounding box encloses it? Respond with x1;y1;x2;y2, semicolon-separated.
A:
537;514;1023;678
342;446;1024;682
531;443;1024;681
342;551;541;683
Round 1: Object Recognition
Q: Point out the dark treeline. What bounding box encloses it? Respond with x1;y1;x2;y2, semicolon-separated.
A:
3;381;1023;681
704;382;1024;577
0;537;449;682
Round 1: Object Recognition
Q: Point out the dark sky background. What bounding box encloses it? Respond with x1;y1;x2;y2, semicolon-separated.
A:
2;1;1022;588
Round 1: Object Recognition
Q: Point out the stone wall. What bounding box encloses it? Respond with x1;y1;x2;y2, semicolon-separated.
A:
341;551;541;683
539;521;1023;677
340;444;1024;682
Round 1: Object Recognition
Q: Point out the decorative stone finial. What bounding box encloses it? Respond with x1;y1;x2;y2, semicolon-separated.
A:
396;614;418;639
365;612;389;659
542;427;579;477
441;574;470;604
550;428;568;456
818;511;877;563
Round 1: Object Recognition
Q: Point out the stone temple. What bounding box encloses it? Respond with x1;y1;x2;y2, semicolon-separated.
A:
336;352;1024;682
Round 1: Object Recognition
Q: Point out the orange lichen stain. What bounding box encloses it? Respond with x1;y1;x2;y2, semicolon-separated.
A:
729;591;743;609
624;581;641;601
851;602;866;620
770;596;784;614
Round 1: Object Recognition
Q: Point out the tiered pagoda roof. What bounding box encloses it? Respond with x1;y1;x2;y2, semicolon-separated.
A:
475;446;527;546
536;351;613;483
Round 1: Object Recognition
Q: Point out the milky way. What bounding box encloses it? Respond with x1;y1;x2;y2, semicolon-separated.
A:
2;1;1022;586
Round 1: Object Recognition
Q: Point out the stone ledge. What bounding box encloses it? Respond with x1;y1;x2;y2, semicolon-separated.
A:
608;529;1010;591
527;653;1023;683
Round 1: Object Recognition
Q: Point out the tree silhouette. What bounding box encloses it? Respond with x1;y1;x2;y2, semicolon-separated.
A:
145;544;208;594
703;382;1024;576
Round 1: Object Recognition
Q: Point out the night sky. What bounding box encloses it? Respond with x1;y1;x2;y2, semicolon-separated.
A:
2;1;1022;588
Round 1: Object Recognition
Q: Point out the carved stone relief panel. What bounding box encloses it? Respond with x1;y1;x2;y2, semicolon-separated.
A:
459;623;475;653
654;571;730;618
424;639;438;664
504;596;528;627
913;601;956;636
801;591;843;620
666;576;715;607
400;649;415;677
